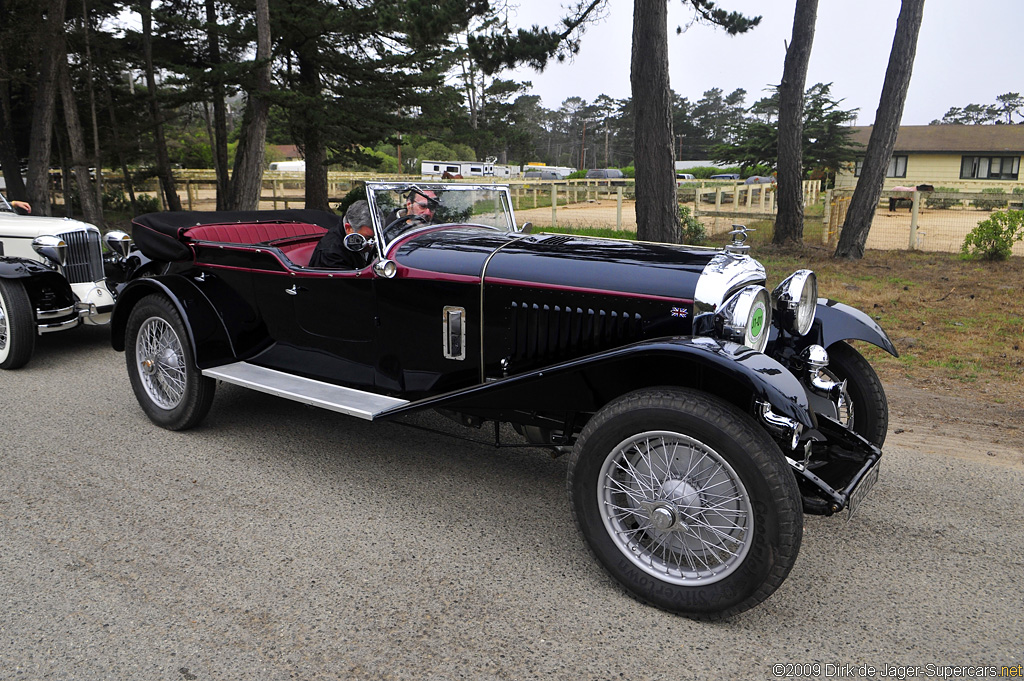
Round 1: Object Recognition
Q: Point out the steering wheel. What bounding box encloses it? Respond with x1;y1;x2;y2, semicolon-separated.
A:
382;213;428;243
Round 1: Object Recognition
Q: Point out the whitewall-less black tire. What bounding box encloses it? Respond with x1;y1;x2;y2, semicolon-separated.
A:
567;388;803;619
125;294;215;430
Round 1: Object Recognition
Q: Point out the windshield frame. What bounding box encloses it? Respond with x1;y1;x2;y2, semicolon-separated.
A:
364;182;520;256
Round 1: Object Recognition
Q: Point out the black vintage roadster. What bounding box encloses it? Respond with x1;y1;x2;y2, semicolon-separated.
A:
111;182;895;618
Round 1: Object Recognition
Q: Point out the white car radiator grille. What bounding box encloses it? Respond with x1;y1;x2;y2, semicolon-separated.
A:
58;229;104;283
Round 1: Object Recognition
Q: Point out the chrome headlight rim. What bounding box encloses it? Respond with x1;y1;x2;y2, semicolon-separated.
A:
772;269;817;336
103;230;133;259
715;285;772;353
32;235;68;267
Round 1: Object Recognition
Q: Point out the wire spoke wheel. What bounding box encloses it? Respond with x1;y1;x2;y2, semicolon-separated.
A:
599;430;752;585
135;316;187;410
568;388;802;618
125;294;216;430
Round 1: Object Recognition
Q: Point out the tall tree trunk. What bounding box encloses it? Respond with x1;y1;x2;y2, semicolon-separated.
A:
297;49;328;211
773;0;818;246
0;76;26;202
227;0;270;211
58;56;103;226
205;0;229;209
835;0;925;259
25;0;67;215
81;0;103;211
140;0;181;212
631;0;679;243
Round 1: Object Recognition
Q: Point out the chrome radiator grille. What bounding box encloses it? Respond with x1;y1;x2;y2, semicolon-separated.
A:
510;301;643;361
57;229;104;283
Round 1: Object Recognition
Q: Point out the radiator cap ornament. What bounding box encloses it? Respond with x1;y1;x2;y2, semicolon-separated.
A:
725;224;753;255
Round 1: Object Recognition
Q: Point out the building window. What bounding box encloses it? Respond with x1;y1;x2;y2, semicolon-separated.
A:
960;156;1020;180
854;155;907;178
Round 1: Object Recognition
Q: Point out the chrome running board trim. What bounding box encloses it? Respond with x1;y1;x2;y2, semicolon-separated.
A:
202;361;408;420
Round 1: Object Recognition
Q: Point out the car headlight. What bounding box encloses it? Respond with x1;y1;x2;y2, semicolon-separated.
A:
715;285;772;353
104;230;133;259
32;235;68;267
772;269;817;336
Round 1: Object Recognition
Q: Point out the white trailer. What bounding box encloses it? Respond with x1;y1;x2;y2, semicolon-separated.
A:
420;161;515;180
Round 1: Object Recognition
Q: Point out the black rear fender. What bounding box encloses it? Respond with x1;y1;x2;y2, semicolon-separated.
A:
110;275;238;367
383;337;816;430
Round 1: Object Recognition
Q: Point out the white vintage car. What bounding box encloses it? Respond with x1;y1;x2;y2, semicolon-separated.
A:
0;192;130;369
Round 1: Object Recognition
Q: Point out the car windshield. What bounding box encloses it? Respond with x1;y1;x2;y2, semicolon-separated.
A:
365;182;518;247
0;192;13;212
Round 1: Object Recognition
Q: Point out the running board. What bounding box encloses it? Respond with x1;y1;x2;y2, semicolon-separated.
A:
202;361;408;420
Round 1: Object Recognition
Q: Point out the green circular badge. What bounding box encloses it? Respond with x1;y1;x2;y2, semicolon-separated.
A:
750;305;765;339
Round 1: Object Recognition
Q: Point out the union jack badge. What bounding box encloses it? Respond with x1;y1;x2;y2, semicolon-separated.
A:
670;306;688;318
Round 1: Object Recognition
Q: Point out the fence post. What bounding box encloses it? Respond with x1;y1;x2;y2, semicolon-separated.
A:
823;189;833;245
909;190;921;249
733;182;740;209
616;185;623;231
715;187;722;211
551;183;557;227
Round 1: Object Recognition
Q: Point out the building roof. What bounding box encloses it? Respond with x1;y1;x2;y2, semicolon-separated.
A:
849;125;1024;153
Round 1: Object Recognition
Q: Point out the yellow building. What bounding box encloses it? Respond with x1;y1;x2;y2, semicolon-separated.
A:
835;125;1024;192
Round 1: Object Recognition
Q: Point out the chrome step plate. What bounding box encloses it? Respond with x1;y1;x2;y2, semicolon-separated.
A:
202;361;408;420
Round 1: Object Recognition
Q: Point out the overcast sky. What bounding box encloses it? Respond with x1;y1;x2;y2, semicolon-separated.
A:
506;0;1021;126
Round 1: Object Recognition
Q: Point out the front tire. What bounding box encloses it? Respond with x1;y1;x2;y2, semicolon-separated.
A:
568;388;802;619
0;278;35;370
125;294;215;430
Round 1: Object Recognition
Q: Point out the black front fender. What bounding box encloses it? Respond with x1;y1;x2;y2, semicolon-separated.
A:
0;257;76;309
380;336;816;429
812;298;898;357
110;275;236;368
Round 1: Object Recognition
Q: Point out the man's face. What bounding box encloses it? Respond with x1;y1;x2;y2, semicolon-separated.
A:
407;191;436;218
344;222;374;238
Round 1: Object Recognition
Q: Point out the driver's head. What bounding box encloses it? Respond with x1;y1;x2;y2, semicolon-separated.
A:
406;189;437;219
343;200;374;238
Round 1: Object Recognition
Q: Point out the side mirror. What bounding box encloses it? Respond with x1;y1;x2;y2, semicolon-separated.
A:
520;222;533;234
343;232;371;252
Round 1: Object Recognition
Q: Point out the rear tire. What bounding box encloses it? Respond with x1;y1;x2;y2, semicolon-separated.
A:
0;278;35;370
568;388;802;619
125;294;215;430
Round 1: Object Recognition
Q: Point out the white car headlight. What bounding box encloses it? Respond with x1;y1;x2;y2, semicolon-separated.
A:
772;269;817;336
715;285;772;353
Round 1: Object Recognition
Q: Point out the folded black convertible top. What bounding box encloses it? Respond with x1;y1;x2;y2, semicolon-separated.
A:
131;209;342;262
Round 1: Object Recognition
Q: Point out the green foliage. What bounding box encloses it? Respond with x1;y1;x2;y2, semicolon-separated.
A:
449;144;477;162
678;204;707;245
417;141;458;162
135;194;162;215
925;187;960;209
567;169;587;179
974;188;1008;211
960;210;1024;260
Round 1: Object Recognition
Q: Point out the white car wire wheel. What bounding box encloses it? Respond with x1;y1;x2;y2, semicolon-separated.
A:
568;388;802;619
125;294;215;430
0;278;35;370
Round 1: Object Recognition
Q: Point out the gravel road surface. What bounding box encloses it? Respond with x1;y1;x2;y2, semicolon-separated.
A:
2;326;1022;680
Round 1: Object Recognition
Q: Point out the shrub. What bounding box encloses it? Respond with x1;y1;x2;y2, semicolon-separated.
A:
567;169;588;180
973;188;1008;211
134;194;161;215
924;187;960;209
678;204;707;245
960;209;1024;260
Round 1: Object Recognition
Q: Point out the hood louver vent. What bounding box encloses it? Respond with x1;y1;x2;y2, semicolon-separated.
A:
538;235;574;246
510;301;642;360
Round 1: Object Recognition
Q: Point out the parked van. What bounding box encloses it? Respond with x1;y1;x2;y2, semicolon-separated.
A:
269;161;306;171
585;168;626;186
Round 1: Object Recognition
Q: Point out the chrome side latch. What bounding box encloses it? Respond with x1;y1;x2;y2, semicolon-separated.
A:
442;306;466;360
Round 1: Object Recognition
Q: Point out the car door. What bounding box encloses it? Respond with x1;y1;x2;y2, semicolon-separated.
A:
250;261;379;389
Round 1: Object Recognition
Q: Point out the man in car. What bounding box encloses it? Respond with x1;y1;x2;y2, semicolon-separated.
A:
308;200;376;269
382;188;438;238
